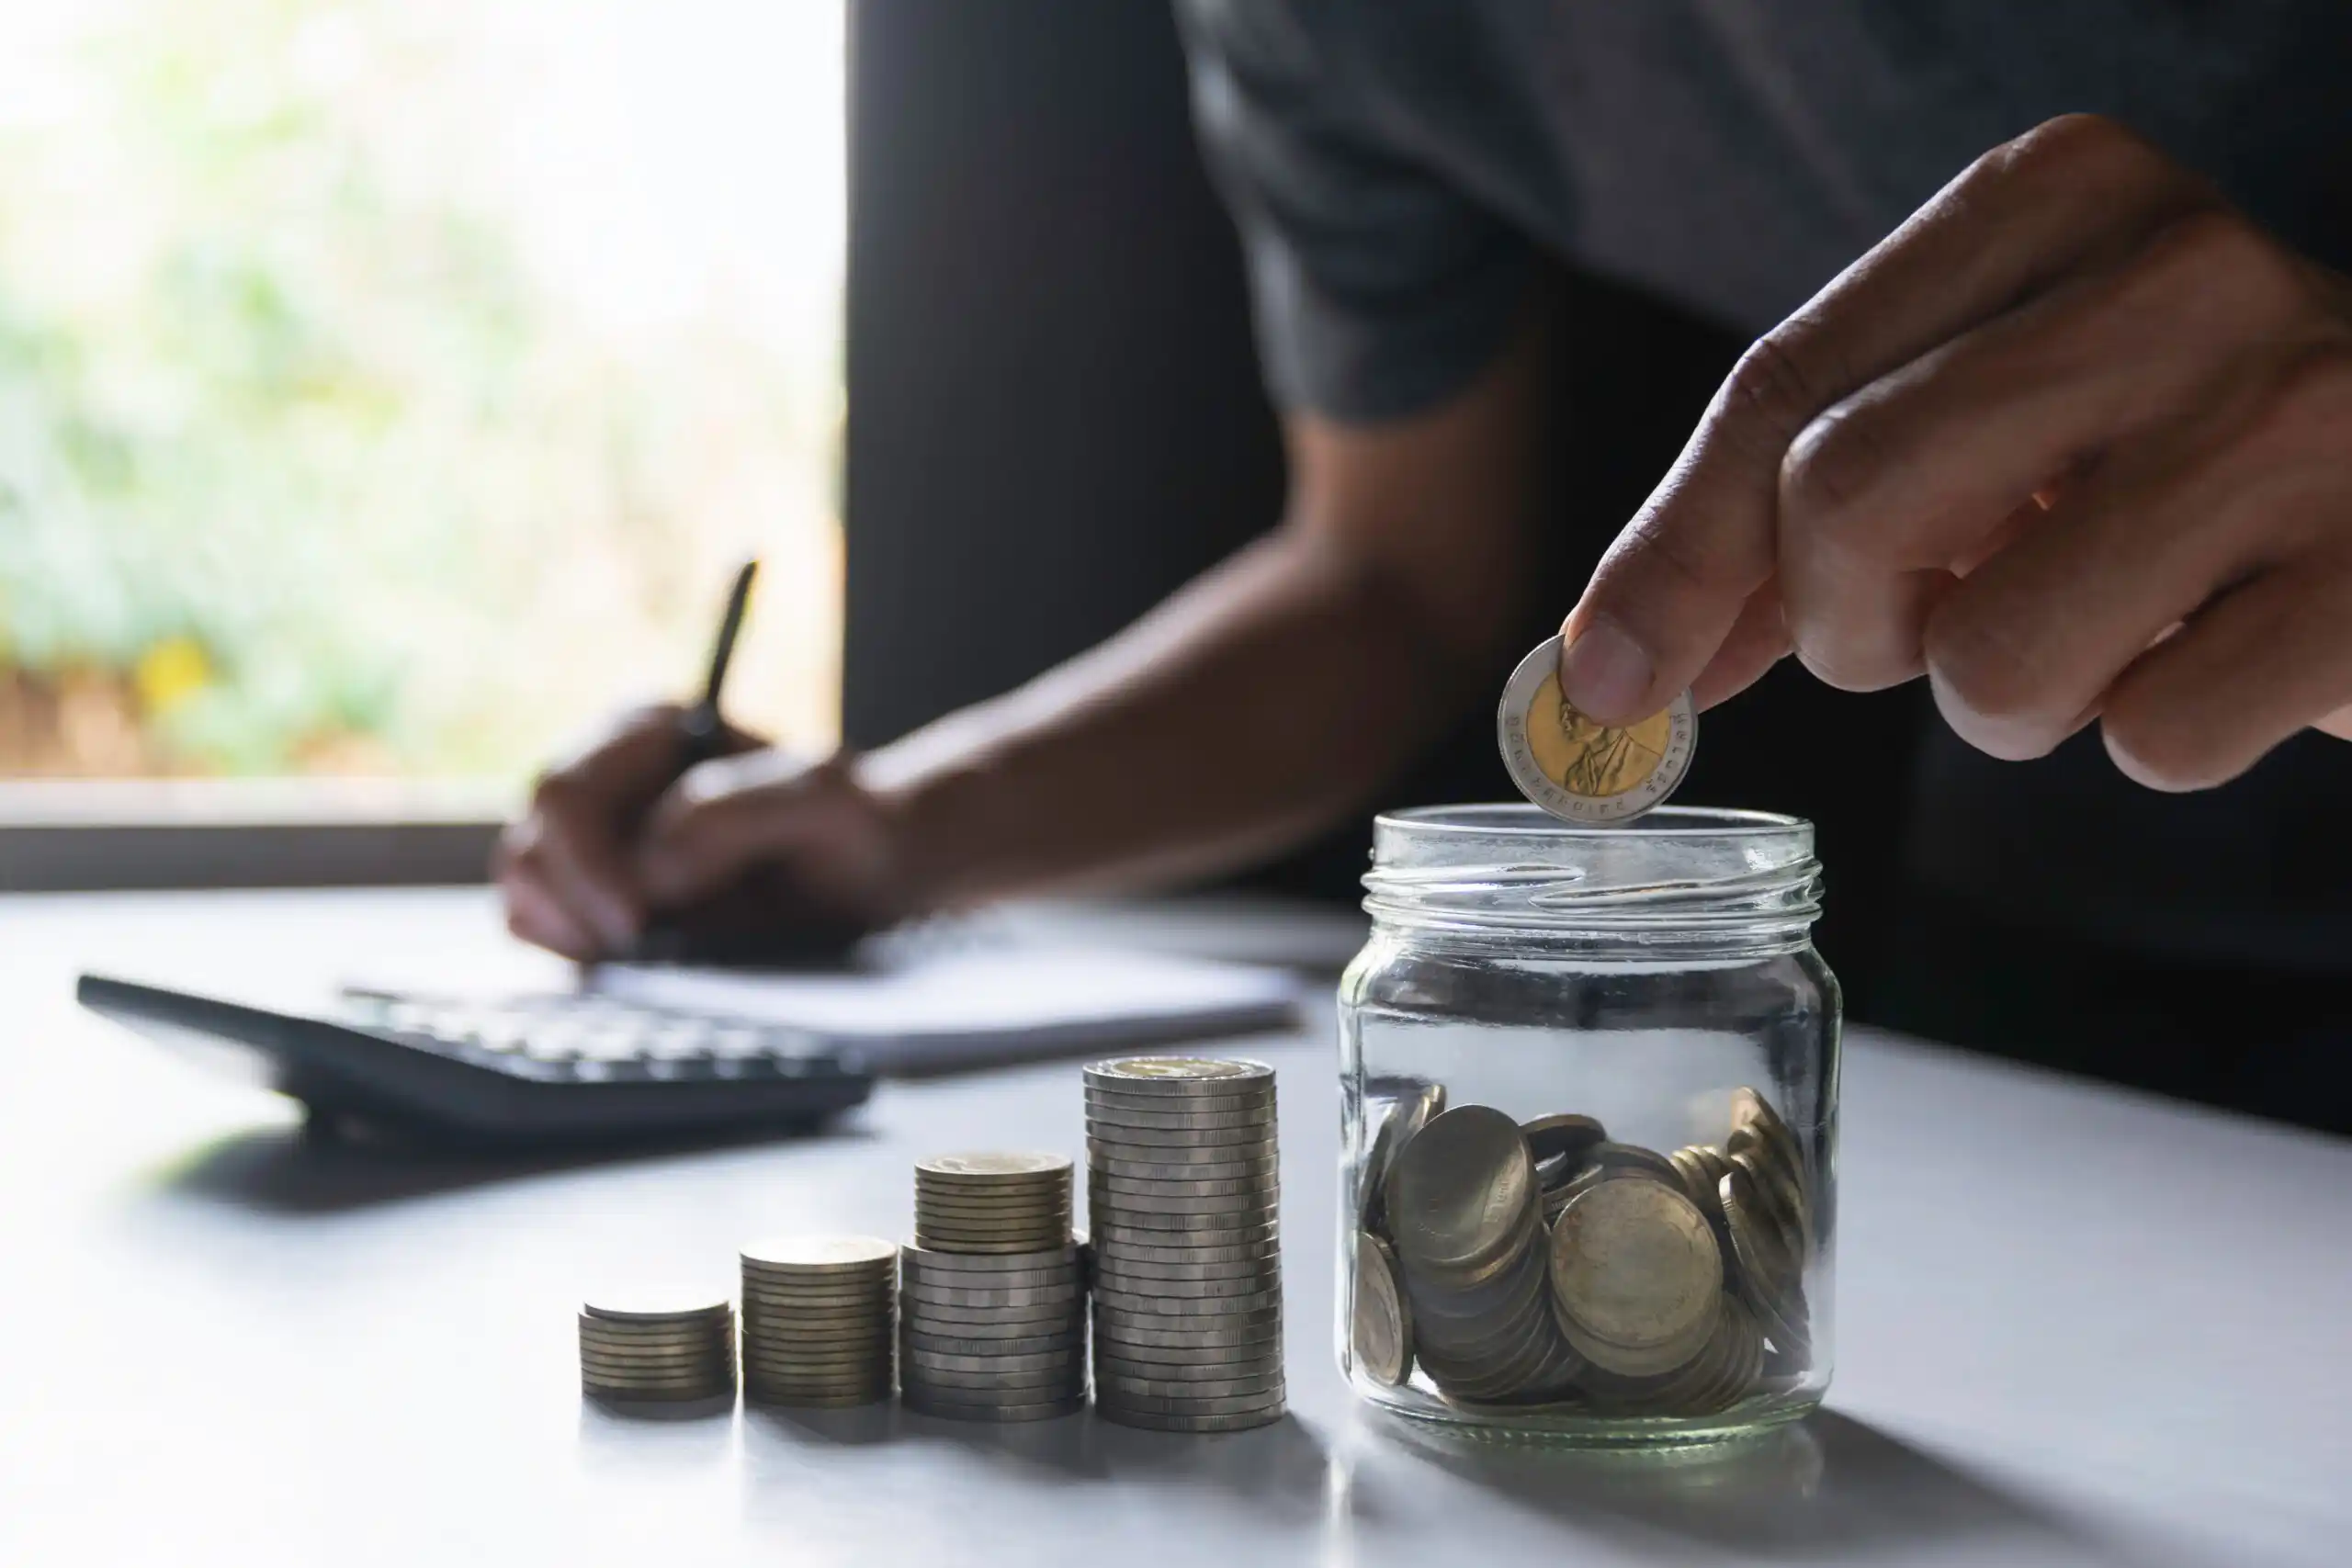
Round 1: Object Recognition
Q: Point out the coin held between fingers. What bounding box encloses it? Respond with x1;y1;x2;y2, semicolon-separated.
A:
1499;637;1696;824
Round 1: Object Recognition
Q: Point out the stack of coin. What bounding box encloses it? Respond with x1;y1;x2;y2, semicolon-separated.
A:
914;1150;1073;1255
899;1153;1087;1422
578;1289;737;1404
1084;1057;1285;1432
1377;1105;1582;1404
739;1235;898;1406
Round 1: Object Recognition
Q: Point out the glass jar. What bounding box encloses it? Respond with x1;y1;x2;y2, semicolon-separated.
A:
1337;805;1838;1446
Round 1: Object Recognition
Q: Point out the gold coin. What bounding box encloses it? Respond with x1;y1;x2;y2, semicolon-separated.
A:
1547;1177;1723;1373
1497;637;1696;824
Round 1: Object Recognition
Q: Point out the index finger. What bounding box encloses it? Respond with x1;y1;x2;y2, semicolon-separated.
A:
1557;114;2215;725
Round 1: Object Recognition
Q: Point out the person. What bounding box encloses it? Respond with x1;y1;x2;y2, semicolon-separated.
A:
499;6;2352;1129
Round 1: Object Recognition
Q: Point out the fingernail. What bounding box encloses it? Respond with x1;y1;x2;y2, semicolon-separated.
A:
1558;619;1655;725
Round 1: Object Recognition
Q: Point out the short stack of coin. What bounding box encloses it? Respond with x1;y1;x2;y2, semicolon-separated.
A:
1084;1057;1285;1432
1377;1105;1582;1404
899;1153;1087;1422
739;1235;898;1406
578;1289;737;1404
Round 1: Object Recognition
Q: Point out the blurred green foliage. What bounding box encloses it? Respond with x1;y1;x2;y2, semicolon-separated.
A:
0;0;838;775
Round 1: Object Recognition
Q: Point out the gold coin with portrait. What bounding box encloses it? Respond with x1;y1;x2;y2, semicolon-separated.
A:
1497;637;1696;824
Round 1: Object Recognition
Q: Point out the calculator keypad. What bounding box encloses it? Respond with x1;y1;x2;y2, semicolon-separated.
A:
351;992;842;1082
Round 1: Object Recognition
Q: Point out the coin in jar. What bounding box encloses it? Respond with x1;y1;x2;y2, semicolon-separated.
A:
1352;1230;1412;1387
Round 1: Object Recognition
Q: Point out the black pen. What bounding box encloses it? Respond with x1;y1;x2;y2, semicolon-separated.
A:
678;558;759;766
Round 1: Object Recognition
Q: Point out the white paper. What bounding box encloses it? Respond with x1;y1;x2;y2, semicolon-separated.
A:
585;946;1302;1074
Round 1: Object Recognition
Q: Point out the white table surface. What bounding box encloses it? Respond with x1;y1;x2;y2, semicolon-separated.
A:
0;887;2344;1568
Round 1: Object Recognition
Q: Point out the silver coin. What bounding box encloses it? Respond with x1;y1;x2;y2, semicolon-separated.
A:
1093;1326;1282;1355
899;1300;1081;1328
1090;1153;1282;1183
900;1330;1082;1359
900;1345;1082;1373
1084;1098;1276;1128
1088;1224;1280;1249
1093;1388;1287;1417
1088;1171;1278;1201
898;1243;1080;1273
740;1367;892;1391
1385;1104;1536;1276
914;1191;1072;1216
1092;1341;1283;1372
1082;1057;1274;1093
1084;1124;1280;1151
1085;1185;1279;1215
744;1386;891;1409
581;1377;734;1400
898;1265;1076;1293
899;1279;1080;1307
579;1356;732;1382
1094;1369;1286;1402
1351;1231;1412;1387
899;1393;1083;1423
917;1151;1072;1180
1497;636;1697;825
1086;1250;1282;1282
1088;1235;1283;1267
896;1311;1083;1339
1091;1269;1280;1302
1086;1297;1279;1335
1357;1079;1446;1236
901;1367;1086;1395
910;1239;1074;1259
736;1236;899;1275
577;1314;730;1339
579;1288;733;1324
741;1291;893;1313
1093;1404;1284;1433
1094;1352;1283;1382
1093;1304;1282;1335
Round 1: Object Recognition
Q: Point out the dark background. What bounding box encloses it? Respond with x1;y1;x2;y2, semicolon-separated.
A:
839;0;1926;998
834;0;2347;1132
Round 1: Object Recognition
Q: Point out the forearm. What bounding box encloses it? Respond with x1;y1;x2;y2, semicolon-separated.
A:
860;523;1497;908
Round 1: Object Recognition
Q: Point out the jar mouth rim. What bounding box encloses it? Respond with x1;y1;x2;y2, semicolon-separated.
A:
1374;804;1805;840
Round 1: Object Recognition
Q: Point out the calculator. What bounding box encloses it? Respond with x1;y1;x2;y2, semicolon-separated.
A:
76;974;875;1146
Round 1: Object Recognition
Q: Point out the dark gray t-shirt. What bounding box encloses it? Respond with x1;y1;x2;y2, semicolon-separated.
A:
1175;0;2352;971
1178;0;2352;421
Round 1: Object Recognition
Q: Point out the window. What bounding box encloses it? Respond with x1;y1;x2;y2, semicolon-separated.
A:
0;0;845;795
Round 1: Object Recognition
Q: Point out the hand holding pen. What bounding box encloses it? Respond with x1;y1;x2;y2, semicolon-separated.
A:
496;558;900;965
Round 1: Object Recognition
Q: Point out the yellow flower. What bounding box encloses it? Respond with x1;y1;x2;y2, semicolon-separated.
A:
135;636;213;716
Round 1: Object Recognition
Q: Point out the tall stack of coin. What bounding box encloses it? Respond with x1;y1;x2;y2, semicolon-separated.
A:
1084;1057;1285;1432
578;1289;737;1404
899;1153;1087;1422
1378;1105;1582;1404
739;1235;898;1406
